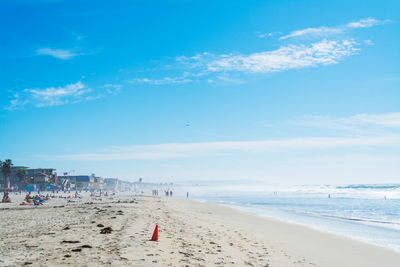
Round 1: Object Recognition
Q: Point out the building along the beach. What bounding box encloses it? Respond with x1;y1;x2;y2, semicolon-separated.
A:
93;177;104;190
1;167;57;190
0;166;29;189
57;175;94;190
25;168;56;184
57;174;105;190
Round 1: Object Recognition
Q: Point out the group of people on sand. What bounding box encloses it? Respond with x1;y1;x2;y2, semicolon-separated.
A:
90;191;108;197
20;193;51;205
151;189;173;197
2;190;117;206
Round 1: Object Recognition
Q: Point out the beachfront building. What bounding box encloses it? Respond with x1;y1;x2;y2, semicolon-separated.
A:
0;166;29;189
0;167;57;191
25;168;56;183
56;174;107;190
93;177;104;190
75;175;95;189
57;175;95;190
22;168;55;185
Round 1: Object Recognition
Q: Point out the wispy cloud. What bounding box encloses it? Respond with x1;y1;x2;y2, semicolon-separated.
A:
280;27;343;40
36;48;79;60
280;17;389;40
131;75;192;85
215;75;244;84
136;39;359;84
207;39;358;73
7;81;90;109
104;84;122;94
258;32;274;38
6;80;124;110
39;135;400;161
132;17;387;85
25;81;90;107
295;113;400;131
346;18;386;28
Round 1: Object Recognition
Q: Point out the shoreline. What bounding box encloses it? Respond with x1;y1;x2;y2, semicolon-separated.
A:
174;198;400;267
201;199;400;252
1;193;399;266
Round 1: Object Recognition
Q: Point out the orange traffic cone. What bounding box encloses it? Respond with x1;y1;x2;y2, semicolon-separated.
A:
151;224;159;241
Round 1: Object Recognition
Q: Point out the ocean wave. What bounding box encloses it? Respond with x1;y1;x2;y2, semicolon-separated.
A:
336;184;400;189
299;211;400;228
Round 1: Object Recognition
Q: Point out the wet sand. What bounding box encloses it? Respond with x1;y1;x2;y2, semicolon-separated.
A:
0;193;399;266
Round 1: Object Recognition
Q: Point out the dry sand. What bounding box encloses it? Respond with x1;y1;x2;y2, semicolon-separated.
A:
0;193;399;267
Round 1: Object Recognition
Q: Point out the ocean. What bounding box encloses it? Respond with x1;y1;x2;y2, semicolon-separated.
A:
176;182;400;252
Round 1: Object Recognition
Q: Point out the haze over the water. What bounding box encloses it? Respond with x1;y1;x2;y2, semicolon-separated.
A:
1;0;399;184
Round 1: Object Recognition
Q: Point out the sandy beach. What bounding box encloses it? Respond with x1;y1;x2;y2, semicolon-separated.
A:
1;193;399;267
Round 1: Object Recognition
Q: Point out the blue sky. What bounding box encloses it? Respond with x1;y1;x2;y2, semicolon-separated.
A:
1;0;399;184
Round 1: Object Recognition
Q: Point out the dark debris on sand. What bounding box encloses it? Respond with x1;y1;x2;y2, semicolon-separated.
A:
61;240;80;244
100;227;113;234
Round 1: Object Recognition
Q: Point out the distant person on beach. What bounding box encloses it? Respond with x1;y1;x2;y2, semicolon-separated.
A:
2;191;11;203
186;192;189;198
170;191;173;197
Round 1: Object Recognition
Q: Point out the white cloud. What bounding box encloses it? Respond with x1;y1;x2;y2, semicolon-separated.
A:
295;113;400;130
216;75;244;84
132;17;386;85
6;81;92;109
280;27;343;40
132;40;359;84
280;17;387;40
6;93;29;110
104;84;122;94
24;81;91;107
131;75;192;85
207;39;358;73
39;135;400;161
346;18;383;28
259;32;274;38
36;48;78;60
349;113;400;127
6;81;123;110
364;39;374;45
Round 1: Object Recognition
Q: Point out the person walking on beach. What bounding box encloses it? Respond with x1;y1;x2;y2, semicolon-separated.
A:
186;192;189;198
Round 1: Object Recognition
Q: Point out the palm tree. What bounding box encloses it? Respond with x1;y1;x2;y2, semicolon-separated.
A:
1;159;13;189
